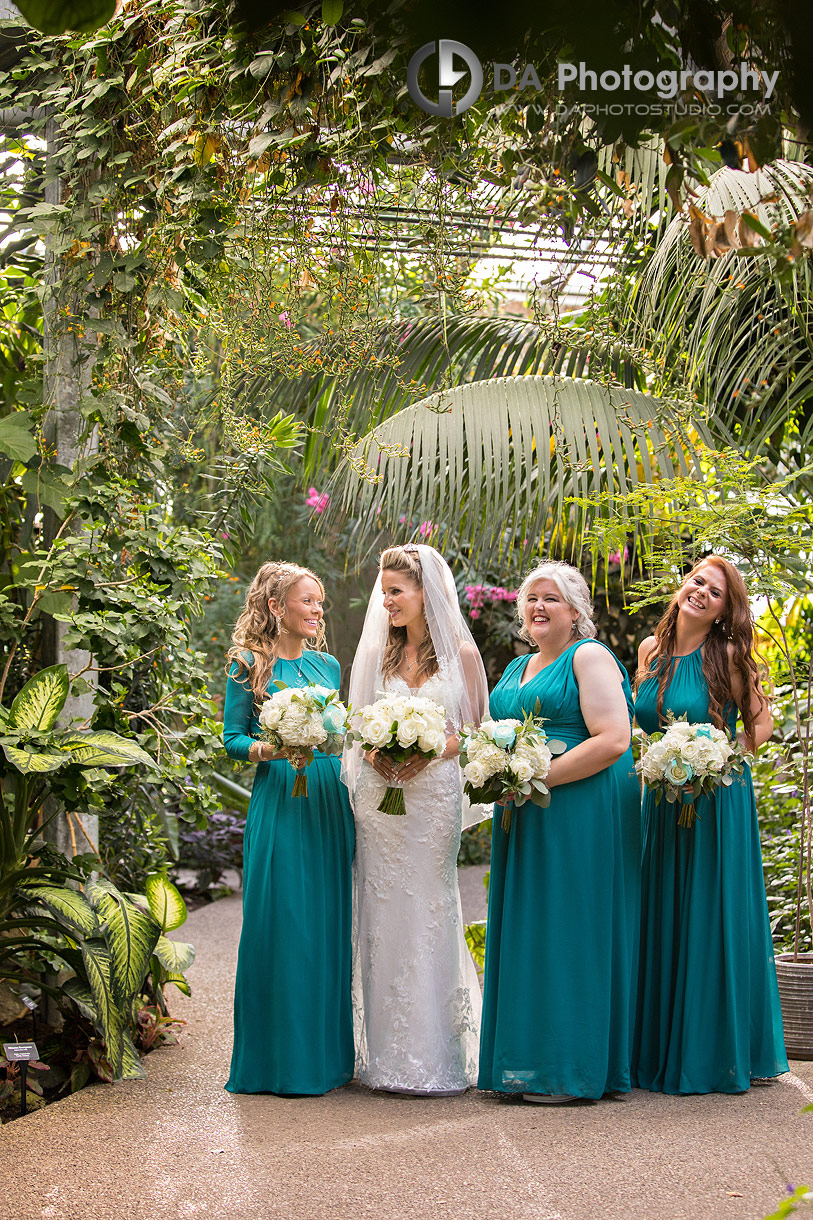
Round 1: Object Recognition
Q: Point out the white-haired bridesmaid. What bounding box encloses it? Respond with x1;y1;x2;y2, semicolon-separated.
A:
478;561;639;1102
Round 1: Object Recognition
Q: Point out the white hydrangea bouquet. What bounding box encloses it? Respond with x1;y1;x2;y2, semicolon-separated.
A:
349;694;447;815
636;714;747;827
458;715;566;832
258;682;349;798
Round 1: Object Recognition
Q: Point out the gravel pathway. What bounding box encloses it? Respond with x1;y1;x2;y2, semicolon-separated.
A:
1;868;811;1220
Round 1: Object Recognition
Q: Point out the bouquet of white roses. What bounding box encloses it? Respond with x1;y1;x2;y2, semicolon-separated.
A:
636;714;747;827
349;694;447;815
258;682;349;797
458;715;566;832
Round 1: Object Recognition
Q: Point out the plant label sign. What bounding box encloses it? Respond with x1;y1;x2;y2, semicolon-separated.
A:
3;1042;38;1062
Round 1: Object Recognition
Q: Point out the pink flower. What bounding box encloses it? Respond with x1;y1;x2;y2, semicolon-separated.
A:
305;487;330;514
279;311;292;329
470;609;481;619
608;546;629;565
221;530;230;539
418;520;434;537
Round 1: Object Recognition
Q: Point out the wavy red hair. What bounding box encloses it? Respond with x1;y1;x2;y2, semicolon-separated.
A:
637;555;767;748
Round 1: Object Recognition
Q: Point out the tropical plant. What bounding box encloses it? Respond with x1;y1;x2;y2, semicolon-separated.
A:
16;870;193;1080
623;160;813;464
139;869;195;1014
0;664;195;1081
0;663;155;932
327;373;713;564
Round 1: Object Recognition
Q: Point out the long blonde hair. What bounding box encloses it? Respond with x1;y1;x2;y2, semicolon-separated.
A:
226;561;326;704
379;546;438;684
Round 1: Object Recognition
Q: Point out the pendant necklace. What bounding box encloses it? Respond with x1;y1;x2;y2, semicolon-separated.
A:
281;652;306;684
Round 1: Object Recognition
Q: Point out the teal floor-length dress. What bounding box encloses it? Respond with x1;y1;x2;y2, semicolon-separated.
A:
633;647;787;1094
223;651;355;1095
478;639;639;1098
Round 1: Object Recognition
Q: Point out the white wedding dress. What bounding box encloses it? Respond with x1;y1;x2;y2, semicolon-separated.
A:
351;672;482;1094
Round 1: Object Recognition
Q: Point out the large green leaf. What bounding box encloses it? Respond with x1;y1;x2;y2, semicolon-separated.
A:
252;315;644;482
0;743;67;774
86;879;160;1007
144;872;187;933
0;412;37;463
163;971;191;998
119;1030;146;1081
62;976;99;1023
14;0;117;35
60;731;157;770
80;937;124;1078
8;664;69;732
330;374;713;562
153;934;195;974
24;884;99;938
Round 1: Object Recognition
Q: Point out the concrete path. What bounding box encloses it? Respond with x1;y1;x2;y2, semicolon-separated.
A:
2;870;812;1220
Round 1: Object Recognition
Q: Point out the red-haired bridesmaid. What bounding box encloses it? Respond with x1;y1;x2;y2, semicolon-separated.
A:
633;556;787;1093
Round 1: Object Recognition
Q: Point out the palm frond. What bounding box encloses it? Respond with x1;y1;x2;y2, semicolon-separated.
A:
238;314;645;479
328;374;713;565
626;159;813;457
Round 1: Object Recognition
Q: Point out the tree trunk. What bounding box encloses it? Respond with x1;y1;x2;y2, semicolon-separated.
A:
41;113;99;860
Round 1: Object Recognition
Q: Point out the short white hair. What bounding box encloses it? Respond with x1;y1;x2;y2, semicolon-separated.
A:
516;562;596;641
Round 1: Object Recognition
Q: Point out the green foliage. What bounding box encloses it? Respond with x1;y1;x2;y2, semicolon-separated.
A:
464;920;486;973
12;877;158;1080
754;687;812;955
764;1186;813;1219
332;374;711;565
15;0;117;33
577;449;813;952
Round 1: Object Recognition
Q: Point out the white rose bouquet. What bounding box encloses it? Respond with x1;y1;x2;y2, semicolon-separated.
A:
636;714;747;827
458;715;567;832
349;694;447;815
258;682;349;798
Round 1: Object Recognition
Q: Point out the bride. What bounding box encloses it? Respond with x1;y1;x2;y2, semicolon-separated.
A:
342;544;488;1095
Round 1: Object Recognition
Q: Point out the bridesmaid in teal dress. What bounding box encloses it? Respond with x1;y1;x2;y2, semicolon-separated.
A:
223;561;355;1095
633;555;787;1094
478;562;639;1103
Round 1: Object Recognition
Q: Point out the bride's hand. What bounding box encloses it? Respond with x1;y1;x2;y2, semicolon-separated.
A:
392;756;431;783
366;748;397;782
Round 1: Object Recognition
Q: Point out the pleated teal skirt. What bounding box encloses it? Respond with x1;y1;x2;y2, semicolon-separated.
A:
226;753;355;1095
478;644;635;1099
633;648;787;1093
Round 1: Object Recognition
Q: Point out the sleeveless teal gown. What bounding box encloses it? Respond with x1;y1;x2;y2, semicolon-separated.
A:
223;652;355;1095
633;647;787;1093
478;640;640;1098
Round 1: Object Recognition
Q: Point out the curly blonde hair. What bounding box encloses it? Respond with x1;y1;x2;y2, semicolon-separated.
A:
516;562;596;644
379;546;438;684
225;561;326;704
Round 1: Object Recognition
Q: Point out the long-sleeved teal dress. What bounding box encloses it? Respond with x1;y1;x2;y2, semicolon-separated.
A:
223;651;355;1095
478;639;640;1098
633;646;787;1094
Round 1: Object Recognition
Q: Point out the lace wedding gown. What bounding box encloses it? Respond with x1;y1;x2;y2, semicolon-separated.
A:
351;673;482;1094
